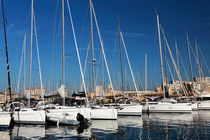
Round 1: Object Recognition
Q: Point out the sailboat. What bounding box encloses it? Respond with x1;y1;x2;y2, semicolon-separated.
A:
143;14;192;113
88;0;117;120
188;39;210;110
10;0;46;125
46;0;91;125
114;21;143;116
0;0;12;128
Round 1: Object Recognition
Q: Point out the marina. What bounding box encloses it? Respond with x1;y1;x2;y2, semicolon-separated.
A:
0;0;210;139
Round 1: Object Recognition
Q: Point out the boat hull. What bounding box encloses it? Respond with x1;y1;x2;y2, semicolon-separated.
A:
46;107;91;125
90;107;117;120
144;103;192;113
13;109;46;125
0;112;11;128
117;104;142;116
198;101;210;110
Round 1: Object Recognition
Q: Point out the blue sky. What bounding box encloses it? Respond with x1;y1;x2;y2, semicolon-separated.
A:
0;0;210;92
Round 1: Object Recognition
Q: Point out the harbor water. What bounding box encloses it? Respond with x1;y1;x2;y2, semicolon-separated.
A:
0;111;210;139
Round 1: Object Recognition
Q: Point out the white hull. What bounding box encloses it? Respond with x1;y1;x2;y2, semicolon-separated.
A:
117;104;142;116
192;101;210;110
0;112;11;128
46;106;91;125
143;102;192;113
191;103;199;111
90;107;117;120
13;108;45;125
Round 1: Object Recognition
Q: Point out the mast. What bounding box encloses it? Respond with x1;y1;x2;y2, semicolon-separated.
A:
88;34;91;92
175;40;180;74
125;66;127;91
186;34;193;81
145;54;147;91
118;21;124;97
62;0;65;106
161;26;189;96
195;40;201;84
163;37;168;97
90;0;95;93
4;80;6;102
23;33;26;97
101;42;104;93
29;0;34;107
156;14;165;93
1;0;12;102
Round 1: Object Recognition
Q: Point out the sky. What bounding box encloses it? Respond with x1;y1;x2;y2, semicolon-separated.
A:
0;0;210;93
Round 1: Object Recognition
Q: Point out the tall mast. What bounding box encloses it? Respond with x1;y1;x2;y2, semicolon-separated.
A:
29;0;34;107
125;66;127;91
163;38;168;86
23;33;26;97
156;14;165;92
62;0;65;106
90;0;95;93
161;26;189;96
101;41;104;92
88;34;91;91
118;21;124;96
186;34;193;81
163;37;168;97
1;0;12;102
175;40;180;76
145;54;147;91
195;40;201;84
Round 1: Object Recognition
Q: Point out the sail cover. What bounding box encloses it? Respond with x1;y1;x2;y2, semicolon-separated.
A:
58;84;66;98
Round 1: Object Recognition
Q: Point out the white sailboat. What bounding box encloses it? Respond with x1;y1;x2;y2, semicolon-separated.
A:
87;0;118;120
9;102;45;125
142;14;193;113
0;0;12;128
46;85;91;125
10;0;46;125
110;22;143;116
46;0;91;125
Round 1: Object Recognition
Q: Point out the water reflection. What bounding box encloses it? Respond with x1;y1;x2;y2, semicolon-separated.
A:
0;130;10;140
13;125;45;139
45;125;91;139
143;113;193;124
142;112;210;140
0;111;210;139
91;120;118;133
118;116;143;128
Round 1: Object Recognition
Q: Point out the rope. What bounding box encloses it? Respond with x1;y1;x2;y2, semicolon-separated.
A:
120;32;140;98
91;2;116;100
66;0;88;104
17;35;26;94
34;13;44;101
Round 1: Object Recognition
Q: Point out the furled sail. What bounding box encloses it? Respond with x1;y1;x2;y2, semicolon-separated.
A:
58;84;66;98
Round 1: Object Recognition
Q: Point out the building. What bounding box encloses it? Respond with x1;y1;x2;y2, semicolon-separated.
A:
24;88;45;100
0;89;17;102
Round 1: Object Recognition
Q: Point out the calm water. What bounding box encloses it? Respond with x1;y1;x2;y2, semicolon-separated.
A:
0;111;210;140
